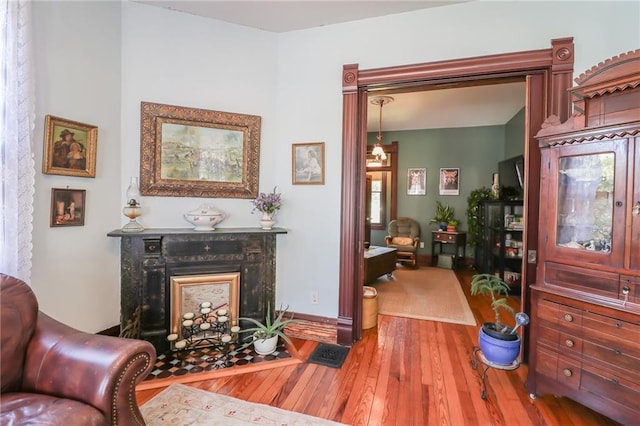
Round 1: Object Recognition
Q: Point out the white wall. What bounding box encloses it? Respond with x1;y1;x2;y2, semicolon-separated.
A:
274;1;639;316
32;1;122;331
30;1;639;331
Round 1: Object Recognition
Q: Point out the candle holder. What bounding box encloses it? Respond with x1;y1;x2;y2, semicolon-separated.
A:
166;302;241;353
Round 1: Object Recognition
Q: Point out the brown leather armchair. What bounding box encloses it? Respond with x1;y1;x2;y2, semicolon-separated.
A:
385;217;421;267
0;273;156;425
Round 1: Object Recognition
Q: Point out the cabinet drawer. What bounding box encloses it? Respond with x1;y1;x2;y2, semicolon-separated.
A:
545;262;619;299
582;340;640;382
534;347;582;390
620;275;640;304
581;365;640;410
582;310;640;343
537;325;582;357
433;232;457;242
537;298;583;330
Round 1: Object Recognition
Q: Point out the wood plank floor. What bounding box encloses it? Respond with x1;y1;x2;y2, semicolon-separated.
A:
136;266;621;425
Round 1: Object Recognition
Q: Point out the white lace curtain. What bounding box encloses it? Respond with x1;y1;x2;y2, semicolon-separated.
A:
0;0;35;282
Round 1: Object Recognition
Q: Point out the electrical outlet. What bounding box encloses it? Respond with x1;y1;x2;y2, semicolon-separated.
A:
311;291;319;304
420;242;425;248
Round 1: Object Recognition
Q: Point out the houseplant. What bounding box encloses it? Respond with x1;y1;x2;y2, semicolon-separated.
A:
251;186;282;230
239;305;298;355
446;219;460;232
470;273;524;365
430;201;455;230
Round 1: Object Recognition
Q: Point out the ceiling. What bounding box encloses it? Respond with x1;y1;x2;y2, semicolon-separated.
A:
135;0;525;130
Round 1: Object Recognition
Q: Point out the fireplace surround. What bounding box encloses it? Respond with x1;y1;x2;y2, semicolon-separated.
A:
108;227;286;353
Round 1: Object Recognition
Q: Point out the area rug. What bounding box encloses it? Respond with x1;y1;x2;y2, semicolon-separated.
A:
371;267;476;326
141;383;347;425
308;343;349;368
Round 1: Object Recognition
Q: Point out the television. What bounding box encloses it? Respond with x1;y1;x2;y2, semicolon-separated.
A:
498;155;524;199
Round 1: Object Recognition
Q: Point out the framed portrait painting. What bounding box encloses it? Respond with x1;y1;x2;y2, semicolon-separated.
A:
43;115;98;178
407;168;426;195
439;167;460;195
50;188;86;227
140;102;261;198
292;142;325;185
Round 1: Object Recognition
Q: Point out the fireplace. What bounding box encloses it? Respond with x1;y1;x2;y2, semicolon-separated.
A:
107;228;286;353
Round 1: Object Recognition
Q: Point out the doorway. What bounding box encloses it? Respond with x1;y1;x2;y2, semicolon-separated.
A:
337;38;575;345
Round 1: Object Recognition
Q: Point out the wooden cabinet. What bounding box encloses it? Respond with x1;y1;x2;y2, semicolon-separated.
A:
527;50;640;426
475;200;524;293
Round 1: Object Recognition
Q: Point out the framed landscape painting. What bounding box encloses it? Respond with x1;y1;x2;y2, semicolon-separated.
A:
43;115;97;178
140;102;261;198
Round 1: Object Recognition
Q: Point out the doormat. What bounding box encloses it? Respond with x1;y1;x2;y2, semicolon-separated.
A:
308;343;350;368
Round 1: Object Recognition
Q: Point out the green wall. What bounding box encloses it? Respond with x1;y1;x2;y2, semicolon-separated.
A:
368;124;511;257
504;107;525;158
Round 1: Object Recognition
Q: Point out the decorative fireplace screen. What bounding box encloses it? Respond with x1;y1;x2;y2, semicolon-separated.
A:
169;273;240;349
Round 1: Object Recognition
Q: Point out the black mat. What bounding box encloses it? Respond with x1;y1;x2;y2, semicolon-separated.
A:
308;343;350;368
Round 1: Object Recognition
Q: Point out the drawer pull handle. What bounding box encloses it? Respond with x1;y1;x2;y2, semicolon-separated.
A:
563;368;572;377
614;349;622;355
615;322;622;328
564;314;573;322
565;339;574;348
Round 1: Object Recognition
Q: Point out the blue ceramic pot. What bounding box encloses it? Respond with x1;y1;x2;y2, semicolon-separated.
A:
478;325;520;365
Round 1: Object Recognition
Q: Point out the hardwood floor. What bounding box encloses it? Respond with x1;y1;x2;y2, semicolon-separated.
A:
136;267;621;425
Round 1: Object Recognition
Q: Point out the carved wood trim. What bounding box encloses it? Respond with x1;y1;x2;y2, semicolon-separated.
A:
339;38;574;345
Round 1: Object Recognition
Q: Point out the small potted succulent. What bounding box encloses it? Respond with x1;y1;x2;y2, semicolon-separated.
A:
470;273;528;365
447;219;460;232
239;305;298;355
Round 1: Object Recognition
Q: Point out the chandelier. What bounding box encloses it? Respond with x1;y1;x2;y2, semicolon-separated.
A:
370;96;394;164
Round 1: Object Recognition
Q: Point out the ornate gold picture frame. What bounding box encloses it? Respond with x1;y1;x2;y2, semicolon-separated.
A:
43;115;97;178
140;102;261;198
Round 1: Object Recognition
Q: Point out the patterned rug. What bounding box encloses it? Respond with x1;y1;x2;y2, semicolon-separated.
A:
371;266;476;326
141;383;348;425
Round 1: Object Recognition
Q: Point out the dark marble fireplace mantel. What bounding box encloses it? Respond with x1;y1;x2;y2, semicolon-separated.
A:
107;227;287;353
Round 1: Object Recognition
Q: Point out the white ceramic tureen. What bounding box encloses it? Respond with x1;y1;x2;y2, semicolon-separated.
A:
184;204;226;231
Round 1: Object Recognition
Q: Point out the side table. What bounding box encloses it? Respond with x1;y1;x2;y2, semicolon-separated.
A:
431;230;467;268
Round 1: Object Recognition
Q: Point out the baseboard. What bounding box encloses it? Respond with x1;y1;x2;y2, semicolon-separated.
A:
282;311;337;344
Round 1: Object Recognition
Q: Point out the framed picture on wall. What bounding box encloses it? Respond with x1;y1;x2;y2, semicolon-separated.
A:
50;188;86;227
139;101;261;198
439;167;460;195
43;115;98;178
292;142;325;185
407;168;426;195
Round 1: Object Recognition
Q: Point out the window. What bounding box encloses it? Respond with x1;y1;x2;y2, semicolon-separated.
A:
367;171;387;228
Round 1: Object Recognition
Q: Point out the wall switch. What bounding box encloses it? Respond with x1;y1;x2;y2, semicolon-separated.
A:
311;291;319;304
420;242;425;248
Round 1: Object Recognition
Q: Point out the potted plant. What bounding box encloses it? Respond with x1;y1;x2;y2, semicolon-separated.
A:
446;219;460;232
430;201;455;231
470;273;526;365
239;305;298;355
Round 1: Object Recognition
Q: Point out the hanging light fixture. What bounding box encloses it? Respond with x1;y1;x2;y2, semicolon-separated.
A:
370;96;394;164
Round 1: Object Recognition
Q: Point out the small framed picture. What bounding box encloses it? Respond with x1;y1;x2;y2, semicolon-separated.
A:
43;115;98;178
407;168;426;195
439;168;460;195
292;142;325;185
50;188;86;227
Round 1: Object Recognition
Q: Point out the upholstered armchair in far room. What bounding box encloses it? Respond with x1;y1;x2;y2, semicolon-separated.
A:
0;273;156;426
385;217;421;267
